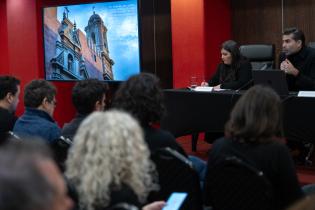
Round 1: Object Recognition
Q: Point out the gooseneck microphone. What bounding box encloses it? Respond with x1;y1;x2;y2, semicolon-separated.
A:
230;79;254;104
235;79;254;92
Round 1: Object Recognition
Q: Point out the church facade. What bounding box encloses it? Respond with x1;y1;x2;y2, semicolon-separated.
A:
44;8;114;80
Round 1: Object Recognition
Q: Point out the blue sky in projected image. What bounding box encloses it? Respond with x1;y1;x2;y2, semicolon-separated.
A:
56;0;140;80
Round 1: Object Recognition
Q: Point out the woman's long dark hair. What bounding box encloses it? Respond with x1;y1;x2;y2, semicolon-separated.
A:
225;85;284;144
221;40;242;70
220;40;244;82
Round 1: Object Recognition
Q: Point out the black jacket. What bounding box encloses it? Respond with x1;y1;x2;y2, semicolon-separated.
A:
208;60;252;90
61;113;88;140
204;137;303;210
279;46;315;91
0;107;18;141
143;125;187;157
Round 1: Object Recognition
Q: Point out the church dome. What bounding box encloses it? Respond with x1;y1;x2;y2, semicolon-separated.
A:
88;13;103;24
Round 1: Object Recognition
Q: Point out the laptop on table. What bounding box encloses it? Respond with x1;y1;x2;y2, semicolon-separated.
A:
252;69;289;96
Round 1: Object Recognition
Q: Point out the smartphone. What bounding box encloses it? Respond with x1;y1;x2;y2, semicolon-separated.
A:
162;192;188;210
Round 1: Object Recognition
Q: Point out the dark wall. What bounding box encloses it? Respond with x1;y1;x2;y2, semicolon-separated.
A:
231;0;315;66
283;0;315;42
139;0;173;88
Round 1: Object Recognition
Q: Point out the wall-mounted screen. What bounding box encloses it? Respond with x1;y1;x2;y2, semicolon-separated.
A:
43;0;140;81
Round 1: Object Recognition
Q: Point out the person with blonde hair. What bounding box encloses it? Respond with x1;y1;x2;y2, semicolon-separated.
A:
66;110;159;210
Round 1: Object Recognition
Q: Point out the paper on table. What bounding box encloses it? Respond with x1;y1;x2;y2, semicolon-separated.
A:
192;86;213;92
212;88;230;91
297;91;315;97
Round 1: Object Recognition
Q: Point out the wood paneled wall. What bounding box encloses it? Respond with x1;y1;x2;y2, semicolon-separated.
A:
231;0;315;65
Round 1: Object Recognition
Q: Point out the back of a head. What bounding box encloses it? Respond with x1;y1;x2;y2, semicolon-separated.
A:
24;79;56;108
112;73;165;126
0;140;55;210
66;110;157;210
283;27;306;47
225;85;283;144
72;79;108;114
0;75;20;101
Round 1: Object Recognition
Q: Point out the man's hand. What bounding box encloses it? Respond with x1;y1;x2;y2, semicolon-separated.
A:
280;59;299;77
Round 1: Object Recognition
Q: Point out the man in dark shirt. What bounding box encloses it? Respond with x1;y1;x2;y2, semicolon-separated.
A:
279;27;315;91
61;79;108;140
0;76;20;141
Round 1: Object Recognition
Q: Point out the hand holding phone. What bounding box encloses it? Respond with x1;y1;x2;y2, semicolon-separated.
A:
162;192;187;210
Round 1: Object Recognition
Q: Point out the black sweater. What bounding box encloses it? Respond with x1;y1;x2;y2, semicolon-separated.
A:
208;60;252;90
204;137;303;210
0;107;17;141
279;46;315;91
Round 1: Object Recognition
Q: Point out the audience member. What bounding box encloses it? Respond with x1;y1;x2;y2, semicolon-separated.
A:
13;79;60;143
0;76;20;141
62;79;108;140
112;73;206;182
66;110;160;210
204;85;303;210
0;140;73;210
201;40;252;90
112;73;186;155
280;27;315;90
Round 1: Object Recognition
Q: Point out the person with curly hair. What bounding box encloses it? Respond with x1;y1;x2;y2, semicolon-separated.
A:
112;73;186;155
112;73;207;183
66;110;160;210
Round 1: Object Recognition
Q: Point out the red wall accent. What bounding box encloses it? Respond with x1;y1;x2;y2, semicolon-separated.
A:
171;0;231;88
204;0;232;80
171;0;206;88
1;0;76;127
2;0;232;126
5;0;40;117
0;1;9;75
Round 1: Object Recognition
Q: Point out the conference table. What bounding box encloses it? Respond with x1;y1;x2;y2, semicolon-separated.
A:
160;89;315;151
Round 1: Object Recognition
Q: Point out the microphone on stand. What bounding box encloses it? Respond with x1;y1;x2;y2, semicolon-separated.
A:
230;79;254;103
235;79;254;93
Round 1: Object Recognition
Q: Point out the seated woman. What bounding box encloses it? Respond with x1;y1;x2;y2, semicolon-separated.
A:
65;110;161;210
203;85;303;210
201;40;252;90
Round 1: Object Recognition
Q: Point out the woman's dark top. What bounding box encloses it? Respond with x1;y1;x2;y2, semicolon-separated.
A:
208;60;252;90
143;125;187;157
204;137;303;210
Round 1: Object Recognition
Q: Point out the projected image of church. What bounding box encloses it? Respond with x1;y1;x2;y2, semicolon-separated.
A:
43;0;140;81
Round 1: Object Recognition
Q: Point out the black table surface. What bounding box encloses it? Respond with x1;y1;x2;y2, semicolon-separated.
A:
160;89;315;143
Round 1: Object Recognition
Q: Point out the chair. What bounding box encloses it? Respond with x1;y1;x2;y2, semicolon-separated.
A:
148;148;203;210
204;156;274;210
239;44;275;70
51;136;73;171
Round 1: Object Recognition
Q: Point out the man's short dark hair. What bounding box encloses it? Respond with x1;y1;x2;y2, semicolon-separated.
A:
283;27;305;46
72;79;108;114
225;85;283;144
0;140;55;210
0;76;20;100
112;73;165;126
24;79;56;108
